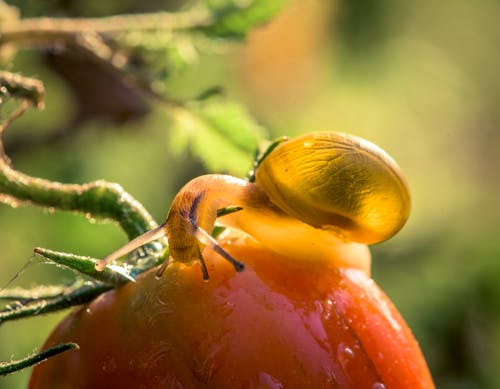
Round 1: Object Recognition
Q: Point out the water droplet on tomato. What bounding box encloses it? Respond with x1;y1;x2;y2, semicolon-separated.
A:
322;297;333;320
337;342;355;369
372;382;386;389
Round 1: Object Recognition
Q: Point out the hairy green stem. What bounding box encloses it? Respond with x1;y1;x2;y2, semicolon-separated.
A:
0;159;157;239
0;343;79;376
0;285;66;301
0;282;112;324
0;75;158;239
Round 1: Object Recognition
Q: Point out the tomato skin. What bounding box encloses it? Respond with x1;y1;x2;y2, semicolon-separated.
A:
29;238;434;389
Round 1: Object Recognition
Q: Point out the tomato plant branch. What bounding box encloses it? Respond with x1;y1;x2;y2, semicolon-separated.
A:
0;162;158;239
0;342;79;376
0;8;213;49
0;226;164;326
0;73;166;329
0;1;293;378
0;281;112;325
0;77;158;239
0;285;66;302
0;71;44;108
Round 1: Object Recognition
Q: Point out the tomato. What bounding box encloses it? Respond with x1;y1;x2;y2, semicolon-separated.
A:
29;236;434;388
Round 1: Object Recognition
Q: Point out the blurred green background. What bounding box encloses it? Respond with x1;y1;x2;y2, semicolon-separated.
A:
1;0;500;387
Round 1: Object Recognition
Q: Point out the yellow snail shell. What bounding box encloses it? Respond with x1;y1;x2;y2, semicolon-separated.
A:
254;132;411;244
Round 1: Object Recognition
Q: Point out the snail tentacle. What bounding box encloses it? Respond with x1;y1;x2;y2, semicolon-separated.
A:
191;219;245;274
95;223;167;271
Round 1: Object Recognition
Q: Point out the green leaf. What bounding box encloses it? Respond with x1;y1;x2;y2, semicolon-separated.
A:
202;0;290;39
169;97;267;176
117;31;199;95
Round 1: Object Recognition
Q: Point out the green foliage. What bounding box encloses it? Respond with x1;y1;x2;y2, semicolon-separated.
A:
203;0;290;38
169;95;267;175
116;31;199;94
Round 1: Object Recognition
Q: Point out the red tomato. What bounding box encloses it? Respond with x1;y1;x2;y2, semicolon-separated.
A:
29;237;434;388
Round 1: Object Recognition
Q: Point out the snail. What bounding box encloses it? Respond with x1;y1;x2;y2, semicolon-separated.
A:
95;132;411;279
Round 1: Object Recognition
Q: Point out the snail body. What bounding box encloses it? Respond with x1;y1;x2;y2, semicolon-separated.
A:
95;132;410;278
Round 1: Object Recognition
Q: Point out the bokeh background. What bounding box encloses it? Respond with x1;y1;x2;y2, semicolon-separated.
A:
1;0;500;387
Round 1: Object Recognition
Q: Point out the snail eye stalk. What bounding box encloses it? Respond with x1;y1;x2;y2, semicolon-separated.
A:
196;246;210;281
95;224;167;271
189;216;245;277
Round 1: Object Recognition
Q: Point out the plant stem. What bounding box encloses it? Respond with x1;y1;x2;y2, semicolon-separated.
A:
0;161;156;238
0;71;45;108
0;74;158;239
0;343;79;376
0;282;112;324
0;9;213;48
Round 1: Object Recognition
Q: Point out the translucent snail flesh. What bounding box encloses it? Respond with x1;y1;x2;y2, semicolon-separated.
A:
95;132;411;278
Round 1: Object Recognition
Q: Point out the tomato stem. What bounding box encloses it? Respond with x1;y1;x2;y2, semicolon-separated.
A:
0;343;78;376
0;282;111;325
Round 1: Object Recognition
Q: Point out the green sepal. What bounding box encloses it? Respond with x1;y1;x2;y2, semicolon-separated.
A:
217;205;243;218
34;247;134;286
